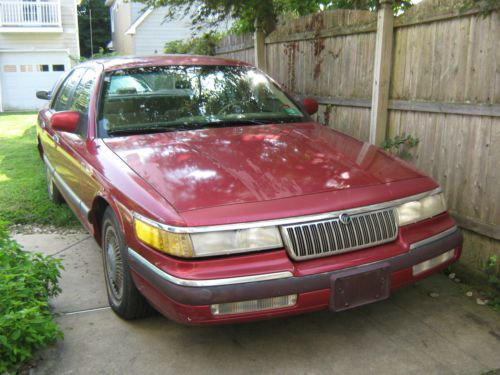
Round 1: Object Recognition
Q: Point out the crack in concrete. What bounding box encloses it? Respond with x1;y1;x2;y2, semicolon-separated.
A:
51;235;92;256
62;306;111;316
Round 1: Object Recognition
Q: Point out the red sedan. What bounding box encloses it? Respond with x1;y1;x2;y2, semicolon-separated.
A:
36;56;462;325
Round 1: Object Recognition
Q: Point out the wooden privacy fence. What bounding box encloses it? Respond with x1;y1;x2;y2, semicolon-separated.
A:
215;0;500;273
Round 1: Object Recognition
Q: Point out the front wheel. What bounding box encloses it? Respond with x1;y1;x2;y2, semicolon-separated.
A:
101;207;153;319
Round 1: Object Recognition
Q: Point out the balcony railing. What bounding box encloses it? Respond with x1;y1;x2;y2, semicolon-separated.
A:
0;0;61;27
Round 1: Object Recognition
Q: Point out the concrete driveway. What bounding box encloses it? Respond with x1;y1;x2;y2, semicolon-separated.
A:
14;231;500;375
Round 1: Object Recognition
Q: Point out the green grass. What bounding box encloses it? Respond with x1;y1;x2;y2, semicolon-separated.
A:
0;112;77;227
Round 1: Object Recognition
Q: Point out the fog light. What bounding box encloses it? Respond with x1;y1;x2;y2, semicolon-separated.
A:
412;249;455;275
211;295;297;316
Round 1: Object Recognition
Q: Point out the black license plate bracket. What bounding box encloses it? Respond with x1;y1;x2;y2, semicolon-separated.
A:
330;263;391;312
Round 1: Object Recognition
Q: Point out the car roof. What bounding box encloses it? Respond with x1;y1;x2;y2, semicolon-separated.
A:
78;55;253;72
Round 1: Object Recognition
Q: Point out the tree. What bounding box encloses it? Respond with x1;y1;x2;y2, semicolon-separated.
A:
78;0;111;58
139;0;413;34
164;32;222;55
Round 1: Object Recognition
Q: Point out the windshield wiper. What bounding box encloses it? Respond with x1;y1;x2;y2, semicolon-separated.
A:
107;125;189;136
193;119;279;128
106;117;305;136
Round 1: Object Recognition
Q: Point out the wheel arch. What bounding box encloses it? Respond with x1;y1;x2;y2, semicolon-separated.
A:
90;195;128;246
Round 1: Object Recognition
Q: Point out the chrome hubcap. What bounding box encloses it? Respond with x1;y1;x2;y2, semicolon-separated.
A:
104;227;124;302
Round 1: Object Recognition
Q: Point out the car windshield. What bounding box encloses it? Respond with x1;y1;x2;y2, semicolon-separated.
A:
98;65;307;137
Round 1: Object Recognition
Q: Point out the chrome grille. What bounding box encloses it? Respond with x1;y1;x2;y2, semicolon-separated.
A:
280;208;398;260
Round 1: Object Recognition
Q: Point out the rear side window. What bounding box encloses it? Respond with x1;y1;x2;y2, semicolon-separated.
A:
52;69;86;112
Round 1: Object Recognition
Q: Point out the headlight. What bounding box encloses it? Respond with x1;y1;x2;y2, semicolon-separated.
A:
134;217;282;258
396;192;446;226
190;227;283;257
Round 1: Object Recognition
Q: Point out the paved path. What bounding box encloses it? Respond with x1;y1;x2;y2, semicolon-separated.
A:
14;232;500;375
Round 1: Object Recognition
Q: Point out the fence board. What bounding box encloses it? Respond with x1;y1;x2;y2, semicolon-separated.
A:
216;1;500;270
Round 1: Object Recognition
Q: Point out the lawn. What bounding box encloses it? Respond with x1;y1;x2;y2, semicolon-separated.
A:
0;112;77;227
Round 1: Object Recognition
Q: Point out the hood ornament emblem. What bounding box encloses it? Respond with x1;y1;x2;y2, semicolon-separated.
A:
339;213;351;225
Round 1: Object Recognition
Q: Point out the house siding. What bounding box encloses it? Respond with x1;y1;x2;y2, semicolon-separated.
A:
110;0;134;54
130;2;146;23
0;0;80;59
133;9;193;55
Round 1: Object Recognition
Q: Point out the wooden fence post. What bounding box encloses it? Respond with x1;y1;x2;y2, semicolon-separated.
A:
369;0;394;146
254;22;266;71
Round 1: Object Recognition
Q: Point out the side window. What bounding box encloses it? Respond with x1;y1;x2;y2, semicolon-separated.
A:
70;69;97;113
52;69;86;112
69;69;98;137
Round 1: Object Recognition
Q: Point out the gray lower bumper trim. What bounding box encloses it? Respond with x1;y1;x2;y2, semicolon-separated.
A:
128;249;292;287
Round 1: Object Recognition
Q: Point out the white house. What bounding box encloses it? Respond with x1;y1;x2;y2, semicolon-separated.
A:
105;0;203;55
0;0;81;111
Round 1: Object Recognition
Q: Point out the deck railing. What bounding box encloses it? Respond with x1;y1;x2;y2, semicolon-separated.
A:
0;0;61;27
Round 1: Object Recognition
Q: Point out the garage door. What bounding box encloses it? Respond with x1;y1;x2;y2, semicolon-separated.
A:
0;51;70;111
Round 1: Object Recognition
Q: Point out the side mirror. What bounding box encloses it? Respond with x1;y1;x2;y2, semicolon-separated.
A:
50;111;80;133
36;90;51;100
302;98;318;115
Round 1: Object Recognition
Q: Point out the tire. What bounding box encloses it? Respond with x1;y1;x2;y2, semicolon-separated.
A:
46;164;64;204
101;207;153;319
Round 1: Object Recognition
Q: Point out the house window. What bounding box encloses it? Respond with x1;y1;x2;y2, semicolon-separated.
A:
38;64;50;72
3;65;17;73
20;64;34;72
52;64;65;72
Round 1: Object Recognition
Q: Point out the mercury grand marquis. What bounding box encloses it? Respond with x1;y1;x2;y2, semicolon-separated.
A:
36;56;462;324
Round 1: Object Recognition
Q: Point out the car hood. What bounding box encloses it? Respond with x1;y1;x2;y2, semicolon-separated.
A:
104;122;424;212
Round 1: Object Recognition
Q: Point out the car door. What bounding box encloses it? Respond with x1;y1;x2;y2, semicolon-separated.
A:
39;68;86;186
52;68;100;223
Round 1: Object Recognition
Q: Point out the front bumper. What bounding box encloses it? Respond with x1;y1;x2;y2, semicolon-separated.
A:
129;225;463;324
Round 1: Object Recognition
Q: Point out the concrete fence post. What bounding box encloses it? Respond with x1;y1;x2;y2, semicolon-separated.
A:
369;0;394;146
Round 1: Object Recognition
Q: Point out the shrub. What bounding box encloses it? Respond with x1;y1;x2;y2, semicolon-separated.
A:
381;133;419;160
77;47;120;63
0;222;64;373
484;255;500;311
164;32;222;56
